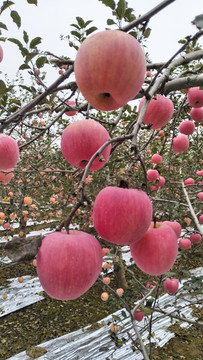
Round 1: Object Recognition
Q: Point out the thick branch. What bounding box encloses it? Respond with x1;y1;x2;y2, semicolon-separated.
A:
164;74;203;94
181;181;203;235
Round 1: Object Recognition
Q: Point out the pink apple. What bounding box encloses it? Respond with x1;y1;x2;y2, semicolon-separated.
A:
101;292;109;301
138;94;174;129
200;215;203;224
196;170;203;177
61;119;111;171
184;178;194;187
130;222;178;275
151;185;159;191
164;278;179;295
133;309;144;321
151;153;162;164
93;186;152;245
163;221;182;238
146;71;151;77
197;192;203;201
74;30;146;111
147;169;159;181
146;149;151;155
190;233;201;244
172;134;189;153
158;176;165;187
37;230;103;300
179;238;191;250
0;169;14;185
187;87;203;108
65;100;77;116
179;120;195;135
0;45;3;62
0;134;19;170
116;288;124;297
190;107;203;122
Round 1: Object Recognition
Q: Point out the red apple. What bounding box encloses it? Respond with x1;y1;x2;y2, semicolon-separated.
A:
190;233;201;244
190;107;203;122
179;238;191;250
164;278;179;295
146;71;151;77
197;170;203;177
0;134;19;170
197;192;203;201
172;134;189;153
37;230;103;300
133;309;144;321
147;169;159;181
93;186;152;245
65;100;77;116
184;178;194;187
138;94;174;129
0;169;14;185
151;153;162;164
158;176;165;187
130;222;178;275
187;87;203;108
0;45;3;62
61;119;111;171
200;215;203;224
74;30;146;111
101;292;109;301
179;120;195;135
163;221;182;238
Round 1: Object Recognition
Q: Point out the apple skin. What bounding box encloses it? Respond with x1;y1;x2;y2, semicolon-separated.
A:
0;134;19;170
200;215;203;224
163;221;182;238
172;134;189;153
74;30;146;111
179;120;195;135
37;230;103;300
138;94;174;130
197;192;203;201
61;119;111;171
184;178;194;187
147;169;159;181
187;87;203;108
151;154;162;164
179;238;191;250
158;176;165;187
93;187;152;246
65;100;77;116
164;278;179;295
133;309;144;321
190;107;203;122
130;222;178;276
0;45;3;62
197;170;203;177
0;169;14;185
190;233;201;244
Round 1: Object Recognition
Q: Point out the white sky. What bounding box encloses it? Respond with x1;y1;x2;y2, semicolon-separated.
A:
0;0;203;84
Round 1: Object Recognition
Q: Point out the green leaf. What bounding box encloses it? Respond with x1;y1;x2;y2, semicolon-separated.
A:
112;315;121;322
19;64;31;70
84;20;93;27
70;23;80;30
71;30;81;40
30;36;42;49
116;0;126;19
25;52;38;63
86;26;98;36
0;80;7;97
143;27;151;38
0;1;14;13
23;30;29;43
107;19;116;25
76;16;85;28
8;37;24;50
98;0;115;10
19;84;36;93
10;10;21;28
36;56;48;68
27;0;38;4
0;22;8;30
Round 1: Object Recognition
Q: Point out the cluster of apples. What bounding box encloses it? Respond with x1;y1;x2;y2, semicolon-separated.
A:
188;87;203;122
0;134;19;185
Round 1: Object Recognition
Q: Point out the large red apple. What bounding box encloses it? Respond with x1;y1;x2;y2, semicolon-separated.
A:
65;100;77;116
130;222;178;275
138;94;174;129
0;169;14;185
163;220;182;238
187;87;203;108
164;278;179;295
93;187;152;245
179;120;195;135
61;119;111;171
37;230;103;300
190;107;203;122
172;134;189;153
74;30;146;111
0;134;19;170
0;45;3;62
190;233;201;244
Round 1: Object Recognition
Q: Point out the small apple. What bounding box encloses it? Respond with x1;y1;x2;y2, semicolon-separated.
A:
0;169;14;185
196;170;203;177
0;134;19;170
179;120;195;135
147;169;159;181
3;222;10;229
158;176;165;187
179;238;191;250
133;309;144;321
187;87;203;108
164;278;179;295
65;100;77;116
190;107;203;122
74;30;146;111
184;178;194;187
172;134;189;153
101;292;109;301
24;197;32;205
190;233;201;244
103;277;110;285
151;154;162;164
197;192;203;201
146;71;152;77
0;212;6;220
18;277;24;283
110;324;118;333
102;248;110;256
116;288;124;297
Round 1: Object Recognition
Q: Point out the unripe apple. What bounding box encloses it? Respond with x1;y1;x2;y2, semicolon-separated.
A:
61;119;111;171
146;71;152;77
130;222;178;275
93;186;152;245
0;45;3;62
164;278;179;295
0;134;19;170
184;178;194;187
133;309;144;321
179;238;191;250
138;94;174;129
197;192;203;201
0;169;14;184
163;221;182;238
116;288;124;297
18;276;24;283
190;233;201;244
24;197;32;205
74;30;146;111
179;120;195;135
172;134;189;153
187;87;203;108
151;153;162;164
110;324;118;333
65;100;77;116
37;230;103;300
147;169;159;181
101;292;109;301
190;107;203;122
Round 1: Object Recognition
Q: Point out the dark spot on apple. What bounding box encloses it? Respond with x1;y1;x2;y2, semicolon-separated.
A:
102;93;111;98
